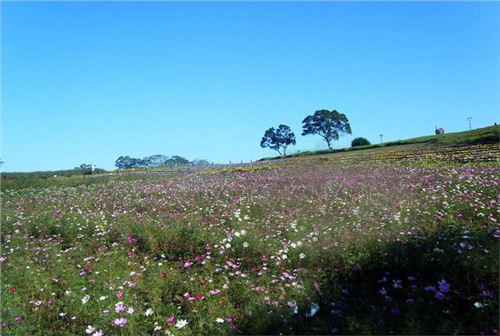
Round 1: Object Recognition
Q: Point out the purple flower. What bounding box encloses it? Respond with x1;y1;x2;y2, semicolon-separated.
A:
437;280;450;293
392;280;403;289
477;284;493;298
434;292;446;300
424;285;436;292
407;276;416;281
115;302;125;313
112;318;127;327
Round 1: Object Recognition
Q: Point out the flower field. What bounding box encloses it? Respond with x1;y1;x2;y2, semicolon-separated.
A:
1;153;499;334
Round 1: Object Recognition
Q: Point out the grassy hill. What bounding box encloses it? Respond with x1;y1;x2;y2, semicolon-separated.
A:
261;125;500;161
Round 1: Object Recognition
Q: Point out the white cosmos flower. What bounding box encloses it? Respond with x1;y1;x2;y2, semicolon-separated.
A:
216;318;224;323
81;295;90;305
299;253;306;259
175;319;188;329
85;325;95;334
145;308;154;316
474;302;485;309
243;242;249;248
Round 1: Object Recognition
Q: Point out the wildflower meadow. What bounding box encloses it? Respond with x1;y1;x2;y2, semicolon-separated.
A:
1;154;499;335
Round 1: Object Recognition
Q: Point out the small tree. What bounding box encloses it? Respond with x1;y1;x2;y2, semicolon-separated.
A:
302;109;352;149
76;164;93;175
260;124;296;156
351;137;371;147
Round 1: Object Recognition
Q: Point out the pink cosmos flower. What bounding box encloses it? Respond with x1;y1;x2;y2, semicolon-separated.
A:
184;261;192;269
116;291;124;298
115;302;125;313
112;317;127;327
167;315;175;326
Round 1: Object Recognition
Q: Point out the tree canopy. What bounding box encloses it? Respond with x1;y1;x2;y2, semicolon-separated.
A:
302;109;352;149
260;124;296;156
114;154;206;169
351;137;371;147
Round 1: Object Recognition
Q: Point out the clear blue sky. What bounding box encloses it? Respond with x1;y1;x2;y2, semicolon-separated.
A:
2;2;499;172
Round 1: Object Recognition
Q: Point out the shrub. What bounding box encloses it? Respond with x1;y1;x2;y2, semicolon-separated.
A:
351;137;371;147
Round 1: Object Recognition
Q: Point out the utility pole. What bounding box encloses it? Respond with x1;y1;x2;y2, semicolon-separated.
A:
379;134;384;144
467;117;472;131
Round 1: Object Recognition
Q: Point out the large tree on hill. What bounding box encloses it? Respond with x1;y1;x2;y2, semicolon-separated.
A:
260;124;296;156
302;109;352;149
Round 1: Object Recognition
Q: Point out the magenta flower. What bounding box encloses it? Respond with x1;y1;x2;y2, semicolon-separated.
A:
116;291;124;298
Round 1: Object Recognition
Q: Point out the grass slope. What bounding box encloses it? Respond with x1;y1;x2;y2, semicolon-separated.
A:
261;125;500;161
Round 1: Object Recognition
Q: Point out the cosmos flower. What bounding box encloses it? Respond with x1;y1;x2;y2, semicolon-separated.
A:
437;280;450;293
115;302;125;313
473;302;485;309
81;295;90;305
112;318;127;327
175;319;188;329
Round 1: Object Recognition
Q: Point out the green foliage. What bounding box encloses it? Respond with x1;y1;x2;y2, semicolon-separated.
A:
260;124;296;156
302;109;352;149
164;155;190;167
351;137;371;147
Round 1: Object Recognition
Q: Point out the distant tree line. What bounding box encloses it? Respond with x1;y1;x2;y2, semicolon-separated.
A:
114;155;209;170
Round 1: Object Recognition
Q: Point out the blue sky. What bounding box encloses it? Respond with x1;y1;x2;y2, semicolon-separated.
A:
2;2;499;172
